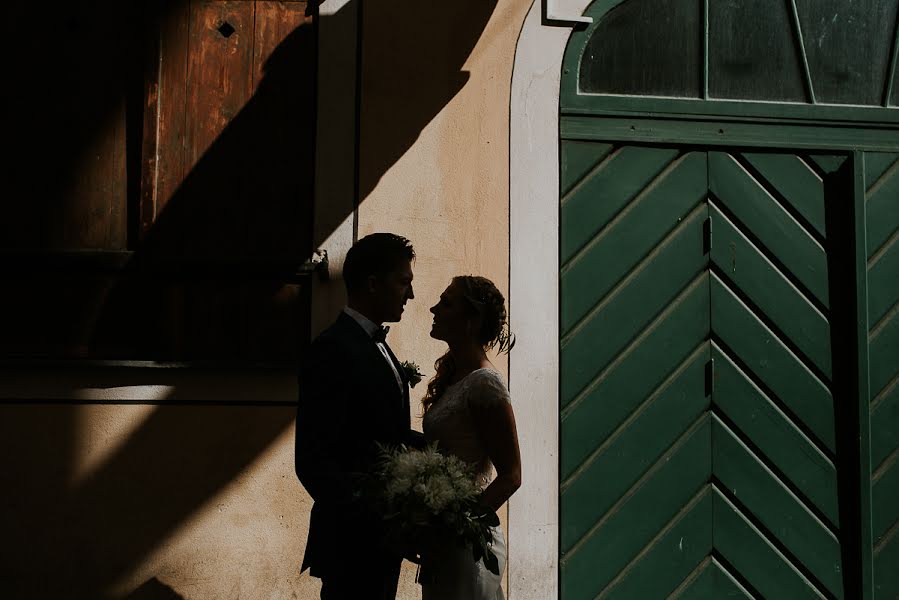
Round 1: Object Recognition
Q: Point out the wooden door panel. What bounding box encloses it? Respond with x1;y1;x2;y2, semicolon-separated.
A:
561;151;707;334
709;272;834;452
711;489;823;600
598;488;715;599
865;152;899;600
561;144;679;263
669;557;753;599
560;141;846;599
562;417;713;599
561;344;710;550
712;345;839;526
560;276;710;479
708;150;841;596
740;152;827;237
712;415;841;596
708;151;830;308
561;200;709;405
709;203;832;377
866;156;899;261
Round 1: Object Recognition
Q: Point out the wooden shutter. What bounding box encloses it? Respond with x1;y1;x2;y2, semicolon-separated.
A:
1;1;315;364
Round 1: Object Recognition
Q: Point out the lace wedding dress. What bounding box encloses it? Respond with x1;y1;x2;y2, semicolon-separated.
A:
420;367;509;600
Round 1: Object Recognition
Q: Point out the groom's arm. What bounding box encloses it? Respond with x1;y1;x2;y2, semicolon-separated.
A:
403;429;426;450
295;337;357;507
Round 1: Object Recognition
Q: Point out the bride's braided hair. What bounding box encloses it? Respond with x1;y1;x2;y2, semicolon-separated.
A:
422;275;515;413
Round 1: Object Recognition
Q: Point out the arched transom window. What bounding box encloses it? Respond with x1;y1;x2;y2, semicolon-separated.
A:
578;0;899;107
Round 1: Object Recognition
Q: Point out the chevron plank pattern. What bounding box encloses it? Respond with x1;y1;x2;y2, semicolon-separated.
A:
865;152;899;600
560;143;845;599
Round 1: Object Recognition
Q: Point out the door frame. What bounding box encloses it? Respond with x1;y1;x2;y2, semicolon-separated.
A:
510;4;587;598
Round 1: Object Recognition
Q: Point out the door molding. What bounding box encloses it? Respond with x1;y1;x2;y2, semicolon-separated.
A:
509;1;590;597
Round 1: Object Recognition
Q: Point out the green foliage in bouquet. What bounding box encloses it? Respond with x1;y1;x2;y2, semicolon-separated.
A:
371;443;501;575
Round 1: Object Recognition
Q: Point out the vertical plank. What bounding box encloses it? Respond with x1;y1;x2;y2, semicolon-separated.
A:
248;0;314;263
155;0;192;219
852;150;875;600
184;1;255;169
253;2;309;90
67;100;128;249
58;66;127;250
139;14;162;243
12;3;135;251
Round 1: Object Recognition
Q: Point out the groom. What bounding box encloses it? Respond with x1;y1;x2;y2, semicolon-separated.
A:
296;232;424;600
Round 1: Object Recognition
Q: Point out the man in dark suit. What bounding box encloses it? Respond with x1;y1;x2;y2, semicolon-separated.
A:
296;232;424;600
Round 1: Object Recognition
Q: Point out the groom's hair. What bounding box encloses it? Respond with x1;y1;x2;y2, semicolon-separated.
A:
343;233;415;293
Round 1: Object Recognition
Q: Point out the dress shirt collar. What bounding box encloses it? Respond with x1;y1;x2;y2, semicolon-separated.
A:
343;306;381;338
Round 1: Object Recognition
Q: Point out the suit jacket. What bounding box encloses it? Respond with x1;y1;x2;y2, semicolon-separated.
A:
295;311;424;576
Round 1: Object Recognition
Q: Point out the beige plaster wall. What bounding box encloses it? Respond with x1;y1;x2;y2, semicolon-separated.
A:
357;0;532;378
0;371;319;600
1;0;537;597
356;0;534;597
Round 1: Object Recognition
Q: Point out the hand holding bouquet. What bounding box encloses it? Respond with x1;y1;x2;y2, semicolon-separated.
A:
371;443;501;574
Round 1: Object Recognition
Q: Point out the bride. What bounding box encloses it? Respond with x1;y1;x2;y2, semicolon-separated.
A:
419;275;522;600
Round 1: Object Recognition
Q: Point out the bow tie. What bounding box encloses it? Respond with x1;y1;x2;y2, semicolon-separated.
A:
372;325;389;343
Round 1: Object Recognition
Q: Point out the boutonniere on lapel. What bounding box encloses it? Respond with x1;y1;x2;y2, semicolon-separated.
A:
399;361;424;388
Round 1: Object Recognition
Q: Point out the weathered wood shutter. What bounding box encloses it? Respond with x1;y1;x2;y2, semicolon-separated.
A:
1;1;314;363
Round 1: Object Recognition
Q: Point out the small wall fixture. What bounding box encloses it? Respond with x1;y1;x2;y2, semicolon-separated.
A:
544;0;593;24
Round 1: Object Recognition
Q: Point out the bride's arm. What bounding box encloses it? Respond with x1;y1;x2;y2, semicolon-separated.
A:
472;395;522;512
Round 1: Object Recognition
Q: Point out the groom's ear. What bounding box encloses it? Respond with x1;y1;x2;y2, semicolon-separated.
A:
365;274;380;294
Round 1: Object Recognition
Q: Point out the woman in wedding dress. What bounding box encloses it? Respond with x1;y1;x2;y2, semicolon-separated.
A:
419;275;522;600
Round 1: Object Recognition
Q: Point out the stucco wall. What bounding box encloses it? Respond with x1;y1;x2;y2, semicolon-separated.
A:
0;0;537;597
356;0;533;596
0;370;315;599
358;0;526;401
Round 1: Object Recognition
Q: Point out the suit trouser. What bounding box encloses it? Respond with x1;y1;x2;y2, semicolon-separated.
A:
319;559;402;600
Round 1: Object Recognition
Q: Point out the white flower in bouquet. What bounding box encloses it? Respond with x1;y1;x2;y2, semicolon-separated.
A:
371;443;501;574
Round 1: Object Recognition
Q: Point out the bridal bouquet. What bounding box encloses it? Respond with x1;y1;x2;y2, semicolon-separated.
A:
370;444;501;574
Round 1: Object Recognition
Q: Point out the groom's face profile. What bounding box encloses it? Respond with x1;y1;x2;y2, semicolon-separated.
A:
368;258;414;323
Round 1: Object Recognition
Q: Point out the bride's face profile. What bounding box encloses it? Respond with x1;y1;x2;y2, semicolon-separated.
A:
429;282;475;344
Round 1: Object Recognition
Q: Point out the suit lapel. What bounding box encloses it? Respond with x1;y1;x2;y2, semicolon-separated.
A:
381;341;411;429
336;312;407;421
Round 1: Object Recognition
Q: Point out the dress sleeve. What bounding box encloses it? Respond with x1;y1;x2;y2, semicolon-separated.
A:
467;369;511;410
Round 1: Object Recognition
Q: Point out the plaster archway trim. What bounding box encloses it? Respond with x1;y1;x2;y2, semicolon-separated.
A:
508;1;590;597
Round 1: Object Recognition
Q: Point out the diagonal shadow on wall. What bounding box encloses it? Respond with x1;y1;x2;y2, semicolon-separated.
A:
1;0;497;597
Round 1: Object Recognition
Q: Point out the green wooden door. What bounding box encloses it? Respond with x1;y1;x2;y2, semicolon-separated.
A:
560;143;853;598
555;2;899;595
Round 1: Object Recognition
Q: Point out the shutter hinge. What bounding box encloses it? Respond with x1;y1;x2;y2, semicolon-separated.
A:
703;216;713;254
705;358;715;398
